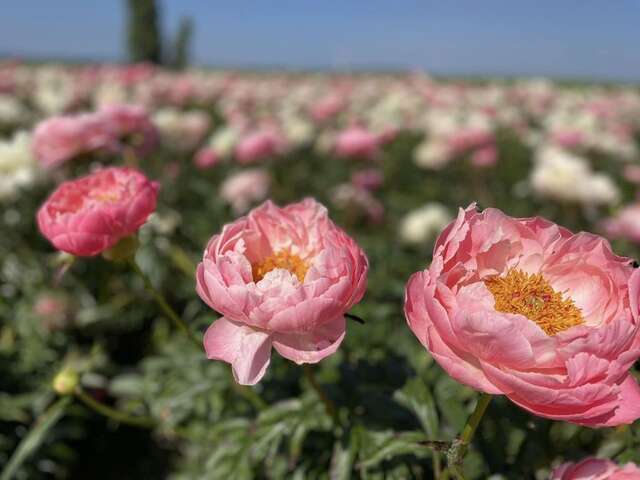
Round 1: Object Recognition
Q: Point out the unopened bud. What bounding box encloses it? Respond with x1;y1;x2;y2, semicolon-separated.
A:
53;368;79;395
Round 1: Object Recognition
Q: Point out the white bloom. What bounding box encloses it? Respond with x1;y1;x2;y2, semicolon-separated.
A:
0;95;28;126
530;146;619;205
207;126;241;159
153;108;211;151
400;203;452;245
282;116;314;147
414;138;451;170
0;131;38;200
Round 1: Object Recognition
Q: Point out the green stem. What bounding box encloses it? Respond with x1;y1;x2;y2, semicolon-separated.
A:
459;393;492;444
303;364;338;421
1;397;72;480
129;258;201;347
75;388;156;429
433;451;442;479
446;393;492;480
129;258;267;411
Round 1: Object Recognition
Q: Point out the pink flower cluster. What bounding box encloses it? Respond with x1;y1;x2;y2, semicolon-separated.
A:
32;105;157;168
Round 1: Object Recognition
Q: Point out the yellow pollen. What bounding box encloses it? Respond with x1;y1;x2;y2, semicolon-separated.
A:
252;250;309;283
484;268;583;336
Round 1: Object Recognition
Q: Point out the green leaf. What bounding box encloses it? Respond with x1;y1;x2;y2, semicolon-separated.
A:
394;378;439;438
1;396;71;480
357;430;429;471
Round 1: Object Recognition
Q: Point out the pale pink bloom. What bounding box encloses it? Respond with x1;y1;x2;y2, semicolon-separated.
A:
37;167;159;256
234;128;284;164
193;147;220;170
447;128;493;155
551;458;640;480
32;113;115;168
34;293;68;317
100;104;158;156
552;130;585;149
335;126;379;160
351;169;384;191
623;165;640;184
404;204;640;427
602;204;640;244
331;184;385;224
196;199;368;385
471;145;498;168
309;93;345;122
219;168;271;214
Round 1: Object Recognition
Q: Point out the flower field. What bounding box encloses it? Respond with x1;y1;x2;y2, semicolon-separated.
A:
2;61;640;479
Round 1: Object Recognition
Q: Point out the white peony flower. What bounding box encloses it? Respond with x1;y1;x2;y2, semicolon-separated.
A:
0;131;38;201
400;203;452;245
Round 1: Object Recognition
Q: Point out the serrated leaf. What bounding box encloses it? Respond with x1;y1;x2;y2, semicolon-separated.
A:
394;378;439;438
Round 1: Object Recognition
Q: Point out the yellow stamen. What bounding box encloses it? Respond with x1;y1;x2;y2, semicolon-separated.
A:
484;268;583;336
252;250;309;283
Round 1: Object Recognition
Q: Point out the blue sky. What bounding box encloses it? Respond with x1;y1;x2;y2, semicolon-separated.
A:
1;1;639;81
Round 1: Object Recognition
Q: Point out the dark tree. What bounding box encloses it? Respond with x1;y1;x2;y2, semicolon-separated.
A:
171;17;194;70
126;0;162;64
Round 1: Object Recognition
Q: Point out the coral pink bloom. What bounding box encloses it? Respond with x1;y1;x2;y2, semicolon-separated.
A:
235;129;284;164
32;113;116;168
551;458;640;480
196;199;368;385
335;126;380;160
602;204;640;244
37;167;159;256
404;204;640;427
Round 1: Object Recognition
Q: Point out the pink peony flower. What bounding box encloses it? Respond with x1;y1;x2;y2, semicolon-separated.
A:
335;126;380;160
220;168;271;214
37;167;159;256
196;198;368;385
552;130;585;150
309;93;345;122
447;128;494;155
32;113;116;168
404;204;640;427
471;145;498;168
602;204;640;244
235;128;284;164
551;457;640;480
100;104;158;156
193;147;221;170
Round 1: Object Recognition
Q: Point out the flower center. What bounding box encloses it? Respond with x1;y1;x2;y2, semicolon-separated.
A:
484;268;583;335
252;250;309;283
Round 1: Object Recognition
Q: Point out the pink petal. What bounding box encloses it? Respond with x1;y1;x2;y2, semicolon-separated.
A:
203;317;272;385
272;315;346;364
